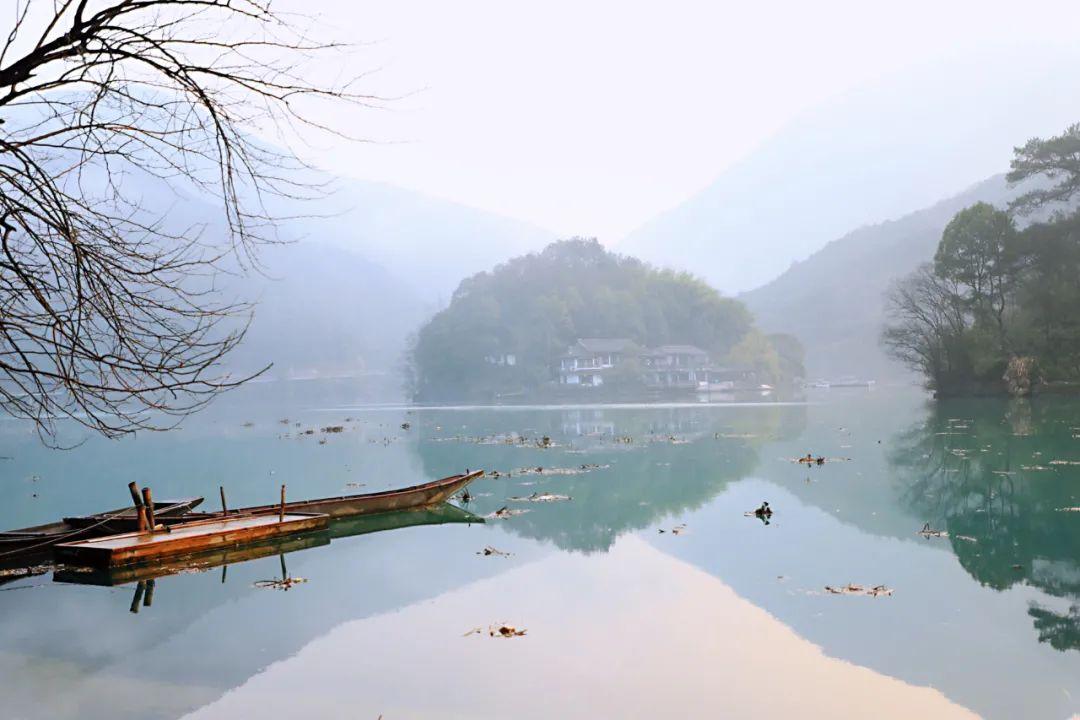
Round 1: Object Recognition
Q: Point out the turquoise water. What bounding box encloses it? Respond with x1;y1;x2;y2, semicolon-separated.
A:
2;382;1080;719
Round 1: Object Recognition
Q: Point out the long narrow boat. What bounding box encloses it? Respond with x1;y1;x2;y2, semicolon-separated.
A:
54;504;484;587
187;470;484;521
0;498;205;562
1;470;482;566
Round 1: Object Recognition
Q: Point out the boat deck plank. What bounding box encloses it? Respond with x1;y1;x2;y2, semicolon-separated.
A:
54;513;327;568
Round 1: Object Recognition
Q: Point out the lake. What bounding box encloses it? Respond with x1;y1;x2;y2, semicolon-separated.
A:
2;381;1080;719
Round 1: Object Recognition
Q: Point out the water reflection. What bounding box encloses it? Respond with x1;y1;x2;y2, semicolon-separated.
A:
889;396;1080;652
418;404;806;552
7;382;1080;718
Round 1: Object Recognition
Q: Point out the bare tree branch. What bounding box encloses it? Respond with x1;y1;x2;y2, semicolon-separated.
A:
0;0;375;442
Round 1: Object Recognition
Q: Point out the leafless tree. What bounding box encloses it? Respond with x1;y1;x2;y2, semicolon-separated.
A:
881;263;969;389
0;0;375;442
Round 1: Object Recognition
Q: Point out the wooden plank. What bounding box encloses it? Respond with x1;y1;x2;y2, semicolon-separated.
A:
54;513;328;568
54;531;330;586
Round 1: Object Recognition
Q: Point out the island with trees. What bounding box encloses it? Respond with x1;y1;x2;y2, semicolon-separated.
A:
408;238;803;401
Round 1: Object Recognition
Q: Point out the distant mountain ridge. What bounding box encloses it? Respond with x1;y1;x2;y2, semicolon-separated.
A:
620;50;1080;294
740;176;1016;381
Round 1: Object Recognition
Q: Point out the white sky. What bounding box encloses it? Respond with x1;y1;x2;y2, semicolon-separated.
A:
276;0;1080;242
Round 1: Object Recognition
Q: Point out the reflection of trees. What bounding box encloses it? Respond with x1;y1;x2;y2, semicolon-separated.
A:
416;404;805;553
1030;604;1080;652
890;397;1080;651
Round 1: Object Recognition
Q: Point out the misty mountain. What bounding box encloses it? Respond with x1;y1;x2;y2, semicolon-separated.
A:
294;178;556;303
740;176;1017;381
620;50;1080;294
114;170;554;389
221;242;425;384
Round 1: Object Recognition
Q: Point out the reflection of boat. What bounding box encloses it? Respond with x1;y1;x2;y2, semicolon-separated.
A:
54;504;483;587
0;497;204;562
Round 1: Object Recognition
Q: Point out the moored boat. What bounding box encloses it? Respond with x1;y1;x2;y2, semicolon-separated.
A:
0;498;204;563
189;470;484;521
1;471;482;567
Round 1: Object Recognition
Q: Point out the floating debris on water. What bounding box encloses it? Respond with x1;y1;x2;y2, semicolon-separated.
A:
658;524;687;535
917;523;947;538
0;565;50;580
487;506;531;519
321;426;344;433
508;492;572;503
824;584;893;597
464;624;527;638
477;546;512;557
1049;460;1080;466
254;577;308;591
489;464;609;479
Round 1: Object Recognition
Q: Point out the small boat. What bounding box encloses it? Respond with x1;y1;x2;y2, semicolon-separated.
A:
189;470;484;521
1;471;481;566
0;498;204;562
55;504;484;587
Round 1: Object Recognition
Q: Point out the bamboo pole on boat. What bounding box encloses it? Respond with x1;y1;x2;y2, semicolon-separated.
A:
220;486;228;515
128;482;147;533
142;487;155;531
279;484;286;522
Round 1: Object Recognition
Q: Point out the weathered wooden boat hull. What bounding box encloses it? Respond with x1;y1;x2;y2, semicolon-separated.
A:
54;503;484;586
0;498;204;562
187;470;483;522
54;513;328;569
55;531;331;586
3;471;479;568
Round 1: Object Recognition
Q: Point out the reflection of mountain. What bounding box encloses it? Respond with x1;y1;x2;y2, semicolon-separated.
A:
0;513;533;720
888;397;1080;651
414;404;807;552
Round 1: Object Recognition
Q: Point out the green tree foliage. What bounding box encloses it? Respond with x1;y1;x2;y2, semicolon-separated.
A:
410;238;770;400
884;125;1080;394
727;330;781;385
934;203;1021;350
1008;123;1080;214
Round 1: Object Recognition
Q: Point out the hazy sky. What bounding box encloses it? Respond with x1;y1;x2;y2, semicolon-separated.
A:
277;0;1080;241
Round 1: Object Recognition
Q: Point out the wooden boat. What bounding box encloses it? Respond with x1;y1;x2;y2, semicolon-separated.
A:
54;512;329;569
54;503;484;587
2;470;481;567
0;498;204;562
188;470;484;522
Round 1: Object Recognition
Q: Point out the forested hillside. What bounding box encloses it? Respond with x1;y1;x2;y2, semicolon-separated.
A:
741;176;1015;381
410;239;801;400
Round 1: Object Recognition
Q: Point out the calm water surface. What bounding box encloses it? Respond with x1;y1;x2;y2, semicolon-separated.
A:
3;381;1080;719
